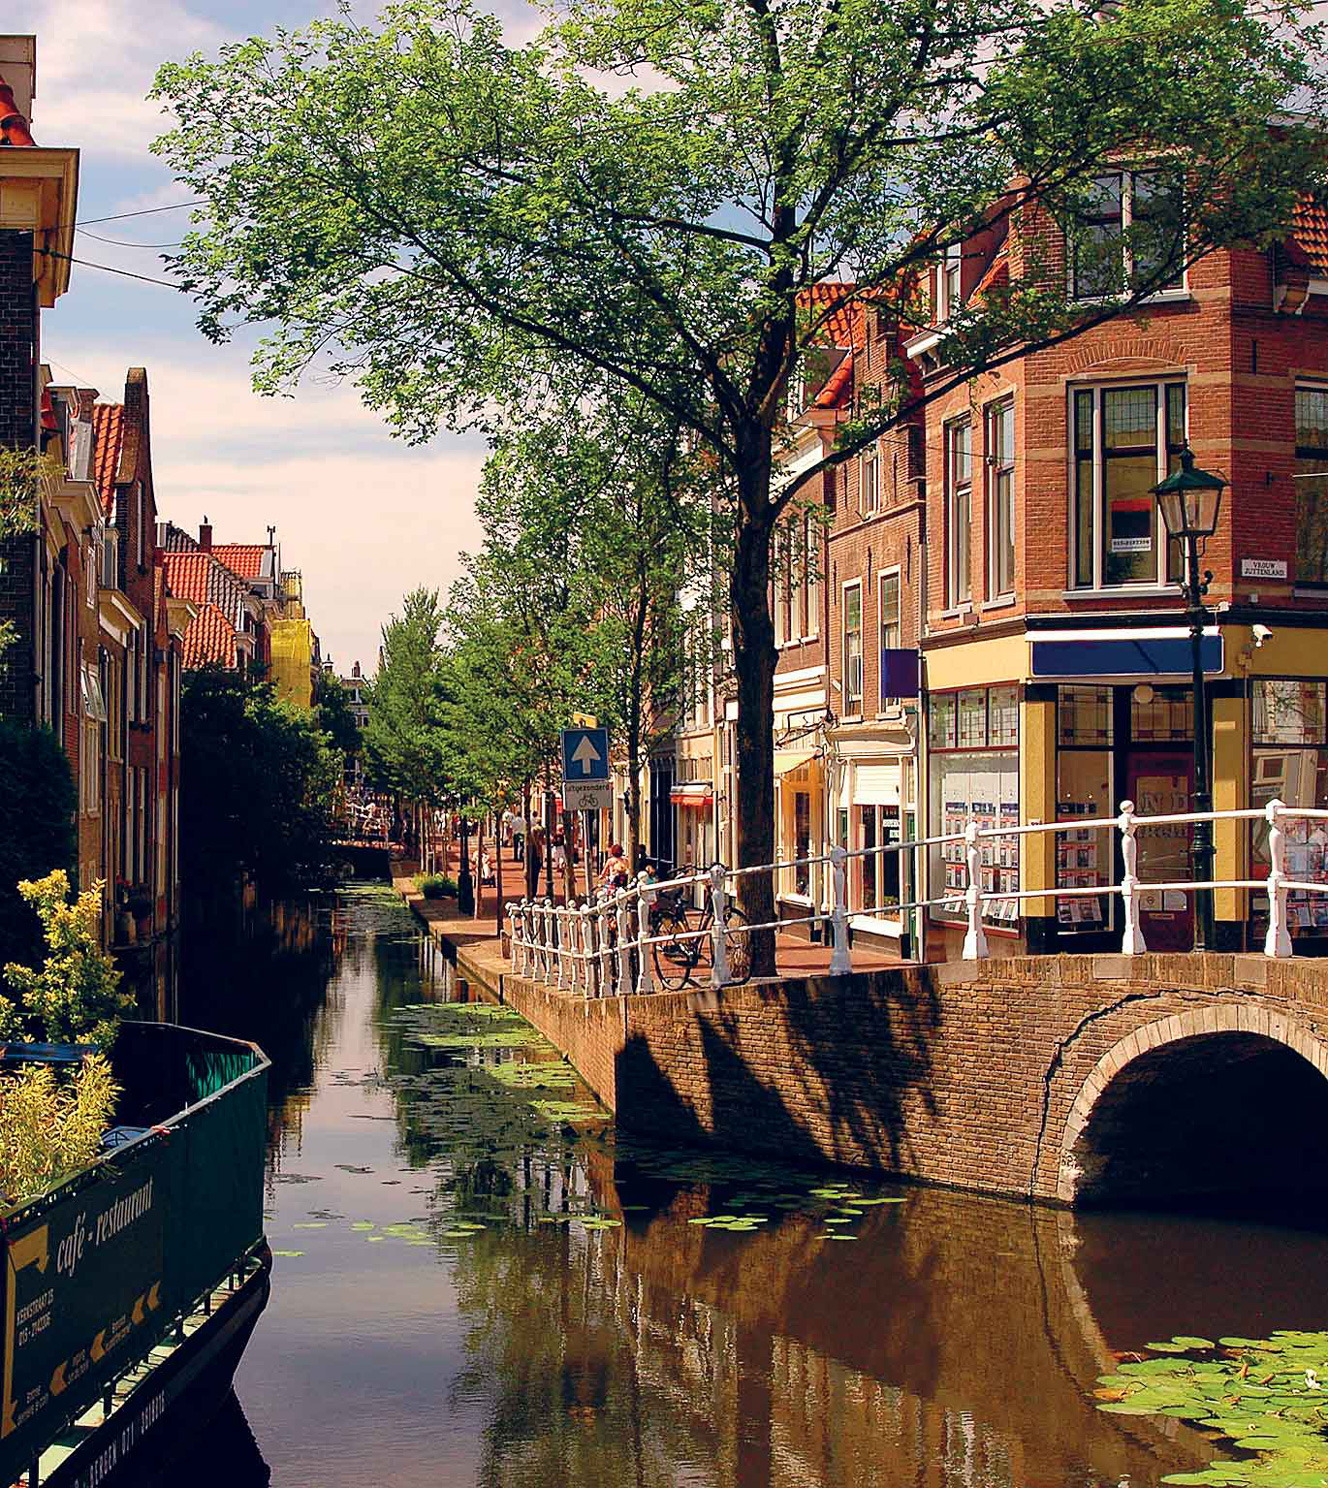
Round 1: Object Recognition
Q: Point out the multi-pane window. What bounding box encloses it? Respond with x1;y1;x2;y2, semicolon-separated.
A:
843;581;863;715
940;244;962;321
803;513;820;638
986;401;1015;597
878;570;901;711
1071;382;1187;588
861;446;879;514
1295;386;1328;585
945;419;972;607
1072;171;1184;300
773;528;789;646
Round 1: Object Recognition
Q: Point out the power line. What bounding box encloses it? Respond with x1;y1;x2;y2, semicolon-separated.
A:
38;245;185;290
74;199;205;227
76;227;184;249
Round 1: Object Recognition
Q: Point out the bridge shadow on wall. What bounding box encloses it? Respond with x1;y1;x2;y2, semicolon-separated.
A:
617;970;941;1172
1070;1029;1328;1221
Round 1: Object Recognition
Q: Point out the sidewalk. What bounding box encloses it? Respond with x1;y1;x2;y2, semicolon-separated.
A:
397;842;906;983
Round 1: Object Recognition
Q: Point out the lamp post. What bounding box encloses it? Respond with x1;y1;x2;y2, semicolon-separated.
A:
1151;447;1226;952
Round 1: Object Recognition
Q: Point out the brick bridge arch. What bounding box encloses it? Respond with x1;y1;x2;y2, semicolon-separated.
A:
1053;1003;1328;1205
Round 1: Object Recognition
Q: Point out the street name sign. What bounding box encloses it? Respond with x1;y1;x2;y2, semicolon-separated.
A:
561;726;612;811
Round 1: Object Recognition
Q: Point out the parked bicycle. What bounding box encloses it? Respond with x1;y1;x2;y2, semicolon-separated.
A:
649;876;753;990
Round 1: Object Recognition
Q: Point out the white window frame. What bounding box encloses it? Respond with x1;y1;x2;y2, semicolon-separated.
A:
877;566;902;715
944;418;973;609
861;444;879;515
938;243;963;323
985;398;1016;600
842;579;864;718
803;512;820;641
1070;170;1188;304
1067;379;1188;592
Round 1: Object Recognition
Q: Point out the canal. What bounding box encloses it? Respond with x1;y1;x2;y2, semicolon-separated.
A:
169;882;1328;1488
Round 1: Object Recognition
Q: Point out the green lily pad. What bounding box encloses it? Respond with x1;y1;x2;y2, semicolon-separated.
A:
273;1249;304;1258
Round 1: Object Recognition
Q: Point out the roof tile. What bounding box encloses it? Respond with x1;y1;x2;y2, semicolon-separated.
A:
182;603;237;671
91;404;125;519
1291;198;1328;277
162;551;213;607
212;544;267;581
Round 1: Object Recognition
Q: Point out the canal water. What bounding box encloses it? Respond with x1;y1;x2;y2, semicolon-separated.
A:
171;882;1328;1488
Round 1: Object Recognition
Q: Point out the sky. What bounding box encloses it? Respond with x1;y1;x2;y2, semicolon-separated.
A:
25;0;539;676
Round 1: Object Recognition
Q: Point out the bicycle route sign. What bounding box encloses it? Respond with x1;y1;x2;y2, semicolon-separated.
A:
561;726;612;812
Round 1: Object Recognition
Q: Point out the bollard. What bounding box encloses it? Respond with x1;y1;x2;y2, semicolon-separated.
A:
961;815;988;961
1118;801;1146;955
1264;797;1292;958
710;862;731;988
616;889;633;997
636;882;655;995
829;845;851;975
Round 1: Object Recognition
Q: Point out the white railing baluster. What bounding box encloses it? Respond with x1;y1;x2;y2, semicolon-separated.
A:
506;904;518;969
710;862;731;988
580;903;596;996
962;814;988;961
829;844;851;975
517;899;530;977
556;905;570;988
540;899;554;983
1264;797;1292;958
615;889;633;997
1118;800;1146;955
636;883;655;995
598;892;614;993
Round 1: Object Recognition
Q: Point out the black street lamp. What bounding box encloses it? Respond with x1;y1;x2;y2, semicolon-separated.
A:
1152;447;1226;952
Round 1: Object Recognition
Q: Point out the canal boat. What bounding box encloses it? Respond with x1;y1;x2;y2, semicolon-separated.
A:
1;1023;272;1488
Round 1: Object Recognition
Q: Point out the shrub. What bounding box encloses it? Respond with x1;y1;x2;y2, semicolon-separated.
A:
1;871;133;1048
415;873;457;900
0;1055;119;1209
0;723;76;965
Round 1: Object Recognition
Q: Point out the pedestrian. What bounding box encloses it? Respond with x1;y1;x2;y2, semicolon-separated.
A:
512;813;526;863
598;842;630;892
526;825;545;899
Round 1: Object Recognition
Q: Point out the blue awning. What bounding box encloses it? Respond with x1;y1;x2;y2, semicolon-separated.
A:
1030;627;1223;679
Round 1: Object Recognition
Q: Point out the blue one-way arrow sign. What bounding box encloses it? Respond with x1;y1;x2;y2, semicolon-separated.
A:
561;727;609;782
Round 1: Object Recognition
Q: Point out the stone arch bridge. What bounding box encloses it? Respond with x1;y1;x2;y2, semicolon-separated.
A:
496;950;1328;1206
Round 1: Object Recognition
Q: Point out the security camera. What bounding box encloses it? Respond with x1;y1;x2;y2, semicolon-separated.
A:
1253;624;1272;648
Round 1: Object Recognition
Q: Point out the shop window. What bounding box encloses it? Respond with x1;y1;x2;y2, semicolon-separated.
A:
1130;683;1192;741
986;400;1015;597
945;420;972;607
1254;679;1327;745
794;791;811;895
842;581;863;714
1070;381;1187;588
855;804;901;915
1058;684;1113;747
929;685;1019;929
1295;386;1328;585
1056;741;1113;936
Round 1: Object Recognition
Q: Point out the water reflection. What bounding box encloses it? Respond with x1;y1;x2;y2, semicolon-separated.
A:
174;885;1328;1488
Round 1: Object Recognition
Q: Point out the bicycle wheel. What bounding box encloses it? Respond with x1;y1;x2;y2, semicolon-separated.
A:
652;908;698;991
723;904;753;985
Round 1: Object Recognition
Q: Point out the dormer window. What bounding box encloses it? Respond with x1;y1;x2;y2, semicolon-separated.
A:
1072;171;1185;301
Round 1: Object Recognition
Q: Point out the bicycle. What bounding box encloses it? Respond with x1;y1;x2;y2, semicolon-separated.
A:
649;878;753;990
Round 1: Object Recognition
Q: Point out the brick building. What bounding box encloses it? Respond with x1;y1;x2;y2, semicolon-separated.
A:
906;187;1328;958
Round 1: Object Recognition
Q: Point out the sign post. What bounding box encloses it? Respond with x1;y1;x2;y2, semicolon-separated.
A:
561;726;612;818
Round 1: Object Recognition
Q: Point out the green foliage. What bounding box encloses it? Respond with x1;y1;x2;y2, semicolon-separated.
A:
415;872;457;899
314;672;361;760
362;590;453;804
0;871;131;1048
0;1055;119;1209
0;448;43;661
181;666;341;898
0;722;77;965
1096;1332;1328;1485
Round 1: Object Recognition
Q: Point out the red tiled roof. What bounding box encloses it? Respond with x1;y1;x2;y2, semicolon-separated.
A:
91;404;125;518
798;282;866;351
162;550;213;607
0;76;35;148
212;544;266;581
1290;198;1328;277
813;355;854;410
182;603;237;671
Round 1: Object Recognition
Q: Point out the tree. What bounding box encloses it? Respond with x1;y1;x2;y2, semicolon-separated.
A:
153;0;1327;969
362;588;451;804
0;1056;119;1208
315;672;361;762
180;666;340;903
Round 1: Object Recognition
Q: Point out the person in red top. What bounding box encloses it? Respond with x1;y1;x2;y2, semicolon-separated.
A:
598;843;630;891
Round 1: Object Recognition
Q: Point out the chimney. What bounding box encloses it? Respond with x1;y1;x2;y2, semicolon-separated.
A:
352;661;361;679
0;37;36;127
200;517;212;552
267;524;276;546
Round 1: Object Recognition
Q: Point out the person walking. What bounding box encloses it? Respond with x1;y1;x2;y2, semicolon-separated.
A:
526;825;545;899
512;813;526;863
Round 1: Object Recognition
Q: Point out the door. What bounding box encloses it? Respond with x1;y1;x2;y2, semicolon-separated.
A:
1125;752;1195;951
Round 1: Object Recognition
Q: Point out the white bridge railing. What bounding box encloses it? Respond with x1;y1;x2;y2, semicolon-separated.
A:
504;797;1319;993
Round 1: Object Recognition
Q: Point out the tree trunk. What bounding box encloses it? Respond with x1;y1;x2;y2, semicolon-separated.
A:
474;815;484;920
731;452;778;977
